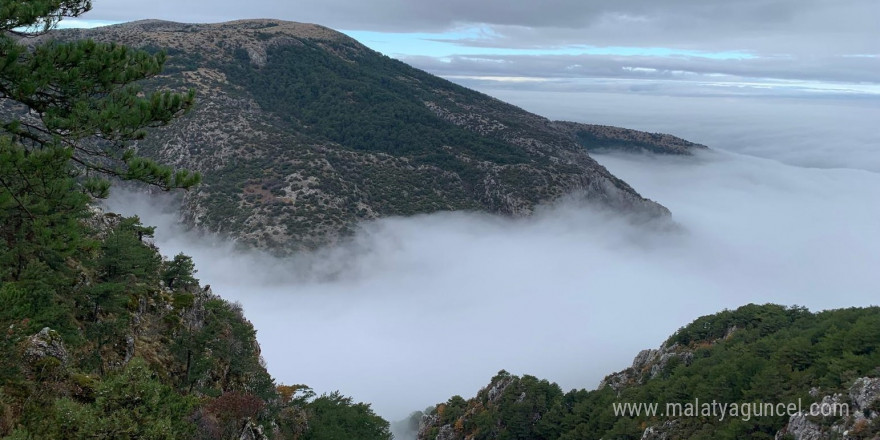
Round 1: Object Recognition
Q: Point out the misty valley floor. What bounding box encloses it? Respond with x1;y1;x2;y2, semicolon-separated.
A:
106;142;880;421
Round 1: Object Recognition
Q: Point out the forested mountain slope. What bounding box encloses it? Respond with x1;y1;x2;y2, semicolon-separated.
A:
1;6;391;437
48;19;704;251
416;304;880;440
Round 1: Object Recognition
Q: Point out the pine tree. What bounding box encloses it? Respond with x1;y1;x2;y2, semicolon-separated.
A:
1;0;200;191
163;253;199;290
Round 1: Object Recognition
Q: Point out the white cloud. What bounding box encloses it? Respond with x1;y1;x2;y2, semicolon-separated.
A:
104;92;880;420
476;87;880;172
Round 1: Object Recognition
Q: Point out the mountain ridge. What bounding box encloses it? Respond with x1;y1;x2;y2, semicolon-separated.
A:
44;19;706;252
413;304;880;440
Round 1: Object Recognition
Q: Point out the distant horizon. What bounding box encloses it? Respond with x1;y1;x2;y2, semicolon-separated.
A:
59;0;880;101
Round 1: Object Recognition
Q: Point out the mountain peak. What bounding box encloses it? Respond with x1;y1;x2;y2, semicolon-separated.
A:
76;18;351;42
47;20;684;251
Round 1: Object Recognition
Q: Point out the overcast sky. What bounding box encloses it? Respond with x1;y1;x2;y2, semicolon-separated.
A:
74;0;879;97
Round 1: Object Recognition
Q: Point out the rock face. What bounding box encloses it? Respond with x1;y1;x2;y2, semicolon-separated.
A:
416;371;561;440
238;418;269;440
775;377;880;440
641;420;680;440
24;327;69;367
850;377;880;414
599;343;695;394
43;19;700;252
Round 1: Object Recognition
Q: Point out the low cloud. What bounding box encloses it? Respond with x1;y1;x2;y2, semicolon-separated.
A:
404;53;880;95
474;87;880;173
105;95;880;421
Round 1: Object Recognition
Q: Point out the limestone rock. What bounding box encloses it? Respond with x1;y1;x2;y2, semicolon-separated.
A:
599;343;694;393
24;327;68;366
775;377;880;440
641;420;680;440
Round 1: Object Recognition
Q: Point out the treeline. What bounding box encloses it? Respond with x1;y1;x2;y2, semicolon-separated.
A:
419;304;880;440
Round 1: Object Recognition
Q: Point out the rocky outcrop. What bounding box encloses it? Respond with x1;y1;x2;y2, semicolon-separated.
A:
599;343;695;394
416;373;515;440
641;420;680;440
23;327;69;367
417;371;561;440
775;377;880;440
850;377;880;414
238;418;269;440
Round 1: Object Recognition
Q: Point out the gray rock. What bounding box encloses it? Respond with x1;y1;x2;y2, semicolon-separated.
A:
238;418;268;440
417;413;440;440
599;343;695;393
486;376;514;403
24;327;68;366
641;420;679;440
435;424;456;440
777;412;827;440
776;377;880;440
849;377;880;413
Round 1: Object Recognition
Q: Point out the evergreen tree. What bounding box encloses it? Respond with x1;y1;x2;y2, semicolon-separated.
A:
303;392;392;440
1;0;200;191
163;253;199;290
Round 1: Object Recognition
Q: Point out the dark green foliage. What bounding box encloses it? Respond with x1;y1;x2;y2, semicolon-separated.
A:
450;372;564;440
0;138;291;436
1;0;199;191
666;303;809;347
302;391;392;440
422;305;880;440
574;131;675;155
7;358;197;440
0;1;91;34
169;296;276;400
98;217;160;282
0;139;89;341
1;5;401;440
162;253;198;290
0;139;91;282
222;40;532;170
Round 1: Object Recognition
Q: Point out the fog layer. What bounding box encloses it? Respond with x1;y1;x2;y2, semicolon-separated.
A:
106;93;880;422
478;87;880;173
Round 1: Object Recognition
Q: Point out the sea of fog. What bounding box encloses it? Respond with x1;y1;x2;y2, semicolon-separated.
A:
105;91;880;424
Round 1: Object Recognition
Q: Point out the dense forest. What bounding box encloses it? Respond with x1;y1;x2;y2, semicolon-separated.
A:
417;304;880;440
0;2;390;438
222;40;535;168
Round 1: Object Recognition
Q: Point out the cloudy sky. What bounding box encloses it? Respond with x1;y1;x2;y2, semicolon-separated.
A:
85;0;879;431
74;0;879;98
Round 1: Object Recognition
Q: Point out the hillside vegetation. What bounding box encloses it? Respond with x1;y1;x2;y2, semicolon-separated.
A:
0;4;390;438
417;304;880;440
48;19;702;252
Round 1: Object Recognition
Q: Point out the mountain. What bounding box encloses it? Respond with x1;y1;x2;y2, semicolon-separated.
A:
47;19;705;251
553;121;708;155
0;203;392;439
414;304;880;440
